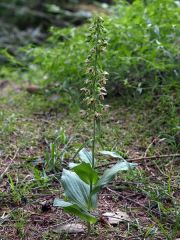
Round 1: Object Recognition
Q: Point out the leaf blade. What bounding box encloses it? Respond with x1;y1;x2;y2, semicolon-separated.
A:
99;150;124;159
53;198;97;224
92;161;137;194
71;162;99;185
79;148;95;166
61;169;91;210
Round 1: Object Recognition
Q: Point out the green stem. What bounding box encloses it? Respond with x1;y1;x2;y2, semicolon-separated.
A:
91;23;99;170
87;222;91;236
92;114;96;169
89;19;101;209
90;115;96;204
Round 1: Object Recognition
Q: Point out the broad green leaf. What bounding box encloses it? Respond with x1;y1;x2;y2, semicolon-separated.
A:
71;162;99;185
61;169;91;210
53;198;97;224
69;162;79;168
99;150;124;159
53;198;73;208
79;148;95;166
91;192;98;209
92;161;137;194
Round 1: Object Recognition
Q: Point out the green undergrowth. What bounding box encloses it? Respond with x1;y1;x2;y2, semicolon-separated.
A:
0;84;179;239
1;0;179;144
0;89;178;156
23;0;179;93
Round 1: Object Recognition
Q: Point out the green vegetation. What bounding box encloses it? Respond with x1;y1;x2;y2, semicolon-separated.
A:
3;0;179;140
0;0;179;239
30;0;179;95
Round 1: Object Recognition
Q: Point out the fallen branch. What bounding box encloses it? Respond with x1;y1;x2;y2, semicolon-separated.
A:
106;187;147;210
97;153;180;168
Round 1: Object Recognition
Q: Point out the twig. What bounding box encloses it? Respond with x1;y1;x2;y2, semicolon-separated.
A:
96;154;180;168
61;136;74;163
144;138;158;157
0;148;19;182
106;187;147;210
143;138;158;172
71;139;91;162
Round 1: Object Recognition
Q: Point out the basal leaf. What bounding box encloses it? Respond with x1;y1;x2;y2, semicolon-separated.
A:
53;198;97;224
92;161;137;194
69;162;79;168
99;150;124;159
79;148;95;166
61;169;91;210
72;162;99;185
53;198;73;208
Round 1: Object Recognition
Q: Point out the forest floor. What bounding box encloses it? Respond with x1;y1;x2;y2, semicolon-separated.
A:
0;81;179;240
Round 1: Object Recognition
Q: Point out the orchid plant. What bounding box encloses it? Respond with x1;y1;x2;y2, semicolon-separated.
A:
53;16;137;235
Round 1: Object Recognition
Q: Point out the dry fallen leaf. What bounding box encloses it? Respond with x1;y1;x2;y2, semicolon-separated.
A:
0;212;10;225
53;223;86;234
102;211;131;225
